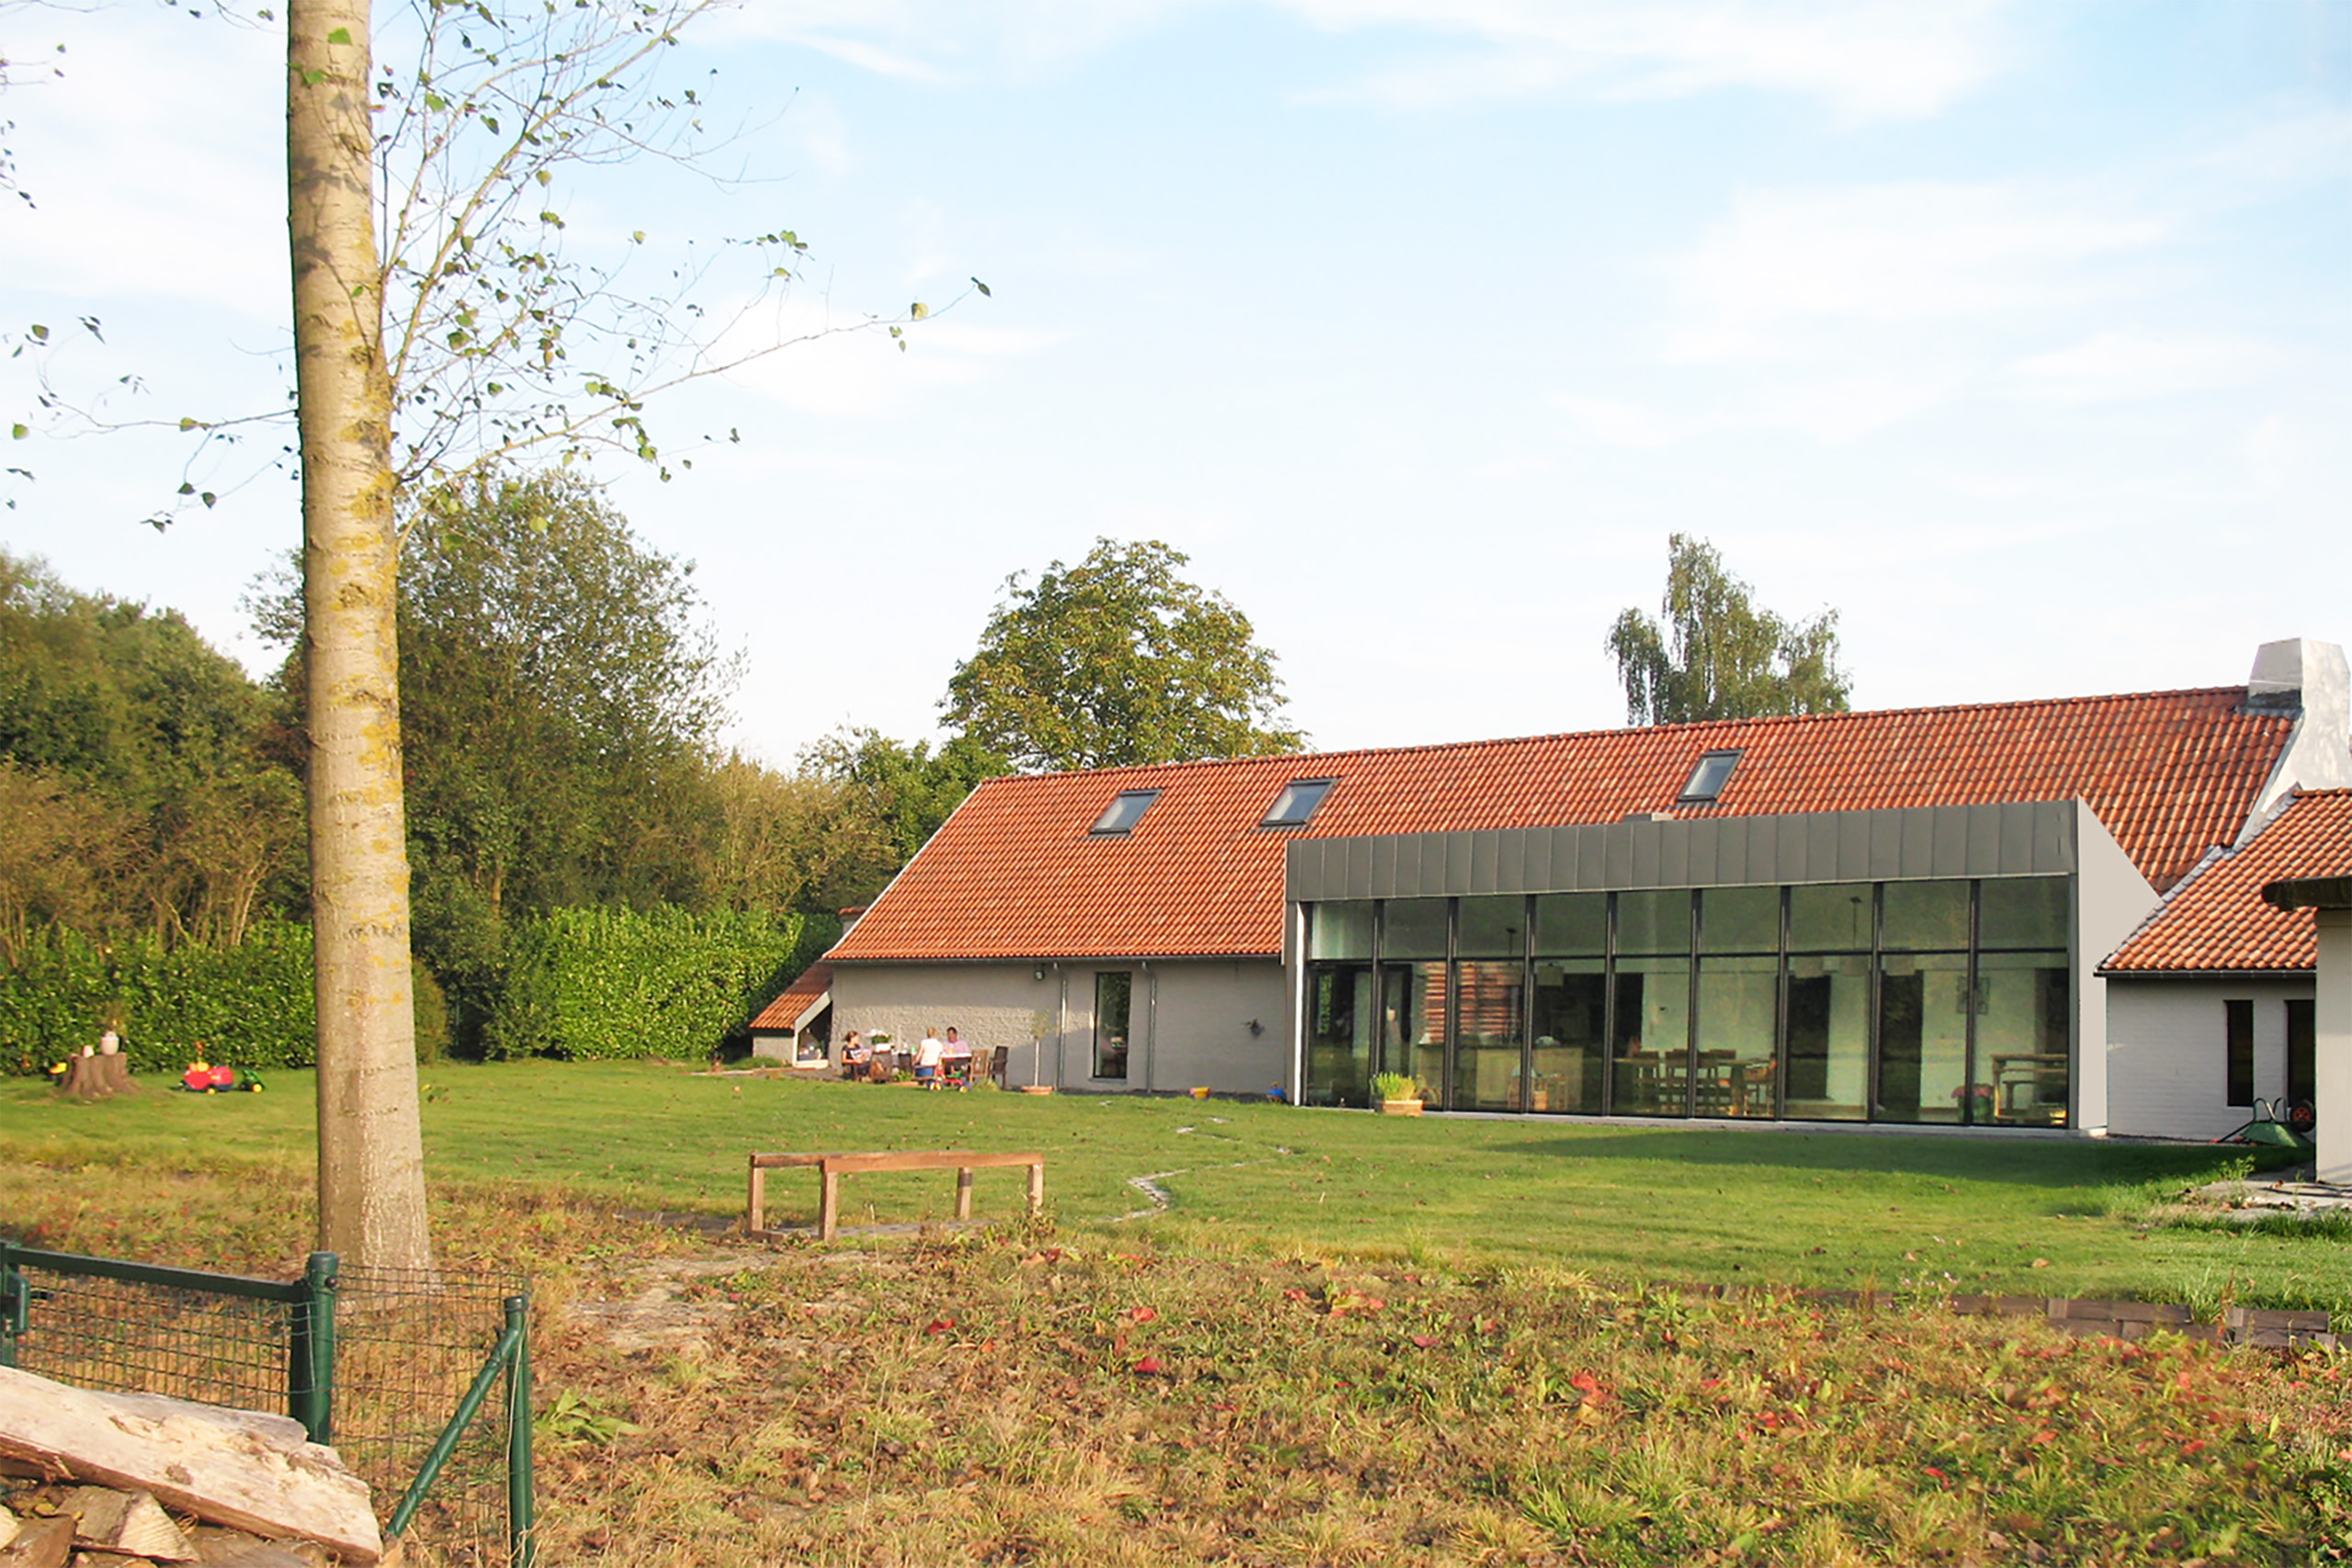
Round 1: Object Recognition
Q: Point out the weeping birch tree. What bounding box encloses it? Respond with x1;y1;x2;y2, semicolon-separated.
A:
278;0;952;1269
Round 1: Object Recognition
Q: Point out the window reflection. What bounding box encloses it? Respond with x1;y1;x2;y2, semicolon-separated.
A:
1452;960;1525;1111
1532;958;1605;1113
1612;956;1690;1116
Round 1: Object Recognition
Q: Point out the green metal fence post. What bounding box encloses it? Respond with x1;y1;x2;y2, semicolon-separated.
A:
504;1294;535;1568
0;1242;23;1369
287;1252;338;1444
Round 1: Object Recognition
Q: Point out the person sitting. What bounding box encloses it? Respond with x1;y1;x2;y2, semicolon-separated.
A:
941;1026;973;1089
914;1027;945;1089
838;1030;869;1080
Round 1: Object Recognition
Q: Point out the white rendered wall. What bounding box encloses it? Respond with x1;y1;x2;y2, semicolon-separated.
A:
2106;977;2314;1140
2315;911;2352;1184
831;959;1290;1094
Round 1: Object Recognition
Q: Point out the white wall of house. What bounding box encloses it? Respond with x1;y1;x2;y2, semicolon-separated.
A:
2106;976;2314;1139
830;958;1291;1094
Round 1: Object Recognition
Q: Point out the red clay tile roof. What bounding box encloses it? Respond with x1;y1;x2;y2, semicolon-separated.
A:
750;962;832;1032
831;687;2295;963
2102;791;2352;974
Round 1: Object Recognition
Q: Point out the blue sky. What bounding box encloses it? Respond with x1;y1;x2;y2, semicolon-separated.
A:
2;1;2346;765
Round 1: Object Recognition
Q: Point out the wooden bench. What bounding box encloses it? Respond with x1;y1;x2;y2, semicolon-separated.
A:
745;1149;1046;1240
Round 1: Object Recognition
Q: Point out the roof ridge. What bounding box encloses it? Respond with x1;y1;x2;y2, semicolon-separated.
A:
968;684;2261;784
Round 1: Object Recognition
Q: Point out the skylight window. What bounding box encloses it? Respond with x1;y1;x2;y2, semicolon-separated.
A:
1091;790;1160;836
1261;778;1335;829
1678;750;1741;804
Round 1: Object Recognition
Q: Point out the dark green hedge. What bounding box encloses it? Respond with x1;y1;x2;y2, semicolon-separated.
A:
0;923;316;1075
4;905;832;1074
486;906;809;1061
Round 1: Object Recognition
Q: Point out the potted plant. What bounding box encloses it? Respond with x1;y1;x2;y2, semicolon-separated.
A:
1371;1071;1423;1117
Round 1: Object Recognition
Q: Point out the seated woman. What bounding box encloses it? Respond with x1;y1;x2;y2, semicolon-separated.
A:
838;1030;869;1080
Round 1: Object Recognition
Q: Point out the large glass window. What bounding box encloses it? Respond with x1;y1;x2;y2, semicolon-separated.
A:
1696;954;1778;1117
1980;951;2068;1125
1382;898;1449;960
1617;889;1693;955
1532;958;1605;1113
1882;881;1972;951
1612;954;1691;1116
1452;961;1525;1111
1876;951;1969;1122
1536;893;1607;956
1980;878;2068;949
1305;965;1374;1108
1303;872;2074;1130
1092;971;1132;1081
1701;885;1780;954
1380;963;1447;1105
1308;901;1373;961
1791;883;1873;952
1785;953;1870;1121
1457;896;1527;958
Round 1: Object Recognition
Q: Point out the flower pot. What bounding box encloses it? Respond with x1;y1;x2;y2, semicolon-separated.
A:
1020;1084;1056;1096
1378;1098;1424;1117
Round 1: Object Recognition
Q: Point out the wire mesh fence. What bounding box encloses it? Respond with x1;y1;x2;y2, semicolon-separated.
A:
1;1264;296;1411
0;1246;532;1567
337;1264;531;1568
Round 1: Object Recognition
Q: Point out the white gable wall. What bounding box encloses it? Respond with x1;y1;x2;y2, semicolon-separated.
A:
2106;976;2313;1140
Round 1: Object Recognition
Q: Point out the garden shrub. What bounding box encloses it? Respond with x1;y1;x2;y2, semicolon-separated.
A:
0;922;317;1075
487;906;807;1061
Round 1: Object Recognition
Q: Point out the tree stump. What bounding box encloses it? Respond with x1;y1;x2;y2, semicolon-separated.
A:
57;1055;136;1100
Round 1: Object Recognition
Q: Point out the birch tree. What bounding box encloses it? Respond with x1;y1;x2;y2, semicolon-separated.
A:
288;0;424;1272
276;0;956;1269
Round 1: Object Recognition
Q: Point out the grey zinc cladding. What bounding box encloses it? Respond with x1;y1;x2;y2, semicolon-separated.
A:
1283;800;2086;902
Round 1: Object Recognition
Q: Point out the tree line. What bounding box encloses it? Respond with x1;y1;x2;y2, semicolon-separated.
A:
0;480;1317;1057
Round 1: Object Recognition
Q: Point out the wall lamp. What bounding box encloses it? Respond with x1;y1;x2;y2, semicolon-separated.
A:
1247;1019;1264;1037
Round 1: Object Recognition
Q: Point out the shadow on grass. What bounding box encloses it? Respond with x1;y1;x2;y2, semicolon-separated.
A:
1484;1125;2249;1188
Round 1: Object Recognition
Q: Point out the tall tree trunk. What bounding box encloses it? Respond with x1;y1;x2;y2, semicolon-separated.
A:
288;0;433;1272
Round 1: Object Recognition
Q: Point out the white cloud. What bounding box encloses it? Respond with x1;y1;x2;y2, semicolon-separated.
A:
1668;181;2169;361
1286;0;2017;118
2195;107;2352;189
2006;330;2291;404
714;296;1057;418
1551;393;1678;448
717;0;2017;118
0;17;285;318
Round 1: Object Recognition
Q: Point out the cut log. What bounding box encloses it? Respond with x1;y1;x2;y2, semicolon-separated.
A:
62;1487;192;1561
188;1527;328;1568
0;1370;379;1563
0;1506;17;1551
0;1514;72;1568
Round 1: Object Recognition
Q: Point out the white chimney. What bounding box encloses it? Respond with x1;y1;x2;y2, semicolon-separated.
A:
2240;637;2352;836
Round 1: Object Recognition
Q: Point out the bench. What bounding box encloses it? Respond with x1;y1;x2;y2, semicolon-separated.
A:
745;1149;1046;1240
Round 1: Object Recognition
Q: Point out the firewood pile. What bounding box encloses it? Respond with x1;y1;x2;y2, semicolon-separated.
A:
0;1369;383;1568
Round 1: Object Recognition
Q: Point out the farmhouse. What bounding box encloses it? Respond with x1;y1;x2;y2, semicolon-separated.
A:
797;638;2350;1138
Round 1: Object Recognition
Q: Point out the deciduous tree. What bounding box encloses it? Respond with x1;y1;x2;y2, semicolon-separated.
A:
1605;535;1850;727
942;539;1302;773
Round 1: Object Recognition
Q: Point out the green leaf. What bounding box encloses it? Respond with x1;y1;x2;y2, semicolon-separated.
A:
28;323;49;343
971;276;991;298
910;301;929;321
535;168;552;186
325;25;352;43
9;424;26;440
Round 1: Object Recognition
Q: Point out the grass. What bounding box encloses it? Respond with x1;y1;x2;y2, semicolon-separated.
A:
6;1061;2352;1565
3;1149;2349;1567
1;1059;2340;1312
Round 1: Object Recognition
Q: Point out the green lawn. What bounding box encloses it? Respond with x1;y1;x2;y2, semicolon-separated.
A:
4;1060;2337;1312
